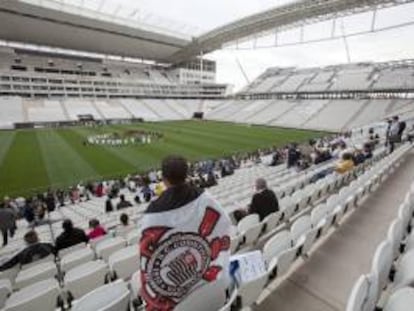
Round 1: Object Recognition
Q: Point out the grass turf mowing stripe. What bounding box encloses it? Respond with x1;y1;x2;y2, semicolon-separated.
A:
0;131;16;165
36;129;100;187
0;131;50;198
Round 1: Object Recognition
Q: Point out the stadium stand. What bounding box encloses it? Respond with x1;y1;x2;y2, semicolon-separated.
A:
238;60;414;94
1;124;409;311
2;1;414;310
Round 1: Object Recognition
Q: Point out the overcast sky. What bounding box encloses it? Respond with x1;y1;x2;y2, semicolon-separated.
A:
103;0;414;90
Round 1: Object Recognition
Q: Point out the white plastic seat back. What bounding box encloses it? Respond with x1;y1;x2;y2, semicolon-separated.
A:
279;197;295;219
263;230;291;265
95;237;127;261
242;224;263;246
405;232;414;253
388;218;404;260
238;273;268;308
394;249;414;290
65;260;109;300
175;278;227;311
127;230;141;246
273;246;298;277
4;279;60;311
263;212;282;233
108;246;139;280
61;247;94;272
346;275;369;311
238;214;260;233
291;191;307;211
0;267;19;285
301;228;320;255
384;287;414;311
71;280;130;311
21;255;54;271
291;216;312;245
398;203;412;235
311;204;328;228
371;241;393;297
129;271;140;299
0;279;12;309
15;261;57;289
58;243;87;257
89;235;111;250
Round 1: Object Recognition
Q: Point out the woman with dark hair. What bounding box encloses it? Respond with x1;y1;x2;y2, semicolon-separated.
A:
87;219;107;240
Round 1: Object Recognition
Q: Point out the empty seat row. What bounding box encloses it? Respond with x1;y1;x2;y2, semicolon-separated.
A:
347;178;414;311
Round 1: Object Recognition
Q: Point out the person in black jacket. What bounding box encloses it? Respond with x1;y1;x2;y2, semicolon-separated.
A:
0;230;55;271
55;219;89;252
248;178;279;221
105;197;113;213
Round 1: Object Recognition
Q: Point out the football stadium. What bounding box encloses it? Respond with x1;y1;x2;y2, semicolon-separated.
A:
0;0;414;310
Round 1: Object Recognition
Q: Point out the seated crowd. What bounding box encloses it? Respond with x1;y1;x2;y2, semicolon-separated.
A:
0;125;399;310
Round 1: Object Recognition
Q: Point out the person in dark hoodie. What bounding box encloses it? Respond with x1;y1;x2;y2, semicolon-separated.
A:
139;155;232;311
0;230;55;271
55;219;89;252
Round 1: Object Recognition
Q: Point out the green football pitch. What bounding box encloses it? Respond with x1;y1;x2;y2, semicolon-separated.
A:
0;120;325;198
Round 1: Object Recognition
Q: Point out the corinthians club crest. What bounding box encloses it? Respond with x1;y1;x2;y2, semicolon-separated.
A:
140;207;230;310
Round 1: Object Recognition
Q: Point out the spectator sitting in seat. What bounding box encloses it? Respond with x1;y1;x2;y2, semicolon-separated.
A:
139;155;232;311
55;219;89;252
352;148;366;166
87;219;107;240
0;230;55;271
115;213;135;238
248;178;279;221
363;143;373;159
233;178;279;222
117;194;132;210
335;153;355;174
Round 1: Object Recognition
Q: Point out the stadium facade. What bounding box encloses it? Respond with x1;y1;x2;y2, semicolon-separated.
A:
0;0;413;133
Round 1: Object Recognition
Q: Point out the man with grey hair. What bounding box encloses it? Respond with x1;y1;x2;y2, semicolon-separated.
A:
248;178;279;221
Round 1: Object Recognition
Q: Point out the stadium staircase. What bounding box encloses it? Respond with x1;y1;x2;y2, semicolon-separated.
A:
266;101;300;126
257;149;414;311
341;100;372;131
164;99;188;119
21;99;30;123
141;99;165;120
117;100;136;119
299;101;331;128
90;101;106;121
59;100;71;121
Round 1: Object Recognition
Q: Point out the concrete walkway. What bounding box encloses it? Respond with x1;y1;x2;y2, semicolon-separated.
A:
258;151;414;311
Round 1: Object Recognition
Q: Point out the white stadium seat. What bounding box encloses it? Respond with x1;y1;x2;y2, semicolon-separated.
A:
384;287;414;311
65;260;109;300
3;279;60;311
61;247;95;272
108;246;139;280
14;261;57;290
0;279;12;309
71;280;130;311
95;237;127;261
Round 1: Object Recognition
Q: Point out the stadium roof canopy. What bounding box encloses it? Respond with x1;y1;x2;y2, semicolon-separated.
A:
169;0;414;62
0;0;413;63
0;0;192;63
